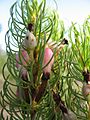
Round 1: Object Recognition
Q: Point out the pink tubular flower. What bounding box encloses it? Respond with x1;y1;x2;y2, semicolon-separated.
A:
42;47;54;80
16;50;30;69
16;49;30;81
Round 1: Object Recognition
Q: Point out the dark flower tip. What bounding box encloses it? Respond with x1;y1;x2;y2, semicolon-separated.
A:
63;38;68;44
27;23;34;32
41;72;50;81
61;38;68;45
82;70;90;83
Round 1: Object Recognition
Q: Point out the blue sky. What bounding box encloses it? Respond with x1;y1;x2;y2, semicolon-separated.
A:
47;0;90;25
0;0;90;50
0;0;16;50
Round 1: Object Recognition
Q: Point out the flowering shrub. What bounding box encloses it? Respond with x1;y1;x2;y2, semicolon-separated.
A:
0;0;90;119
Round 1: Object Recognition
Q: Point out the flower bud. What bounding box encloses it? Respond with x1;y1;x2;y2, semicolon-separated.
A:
42;47;54;76
22;31;37;50
82;83;90;102
16;50;30;68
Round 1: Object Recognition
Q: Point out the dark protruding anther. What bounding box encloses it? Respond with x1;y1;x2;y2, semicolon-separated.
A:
21;73;28;81
82;70;90;83
41;72;50;81
27;23;34;32
62;38;68;45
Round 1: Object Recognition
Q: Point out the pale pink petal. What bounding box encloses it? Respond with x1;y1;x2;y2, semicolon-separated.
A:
16;50;30;69
43;47;54;74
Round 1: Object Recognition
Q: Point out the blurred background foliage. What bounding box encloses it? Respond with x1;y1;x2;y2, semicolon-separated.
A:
0;48;7;73
0;0;90;119
0;48;7;87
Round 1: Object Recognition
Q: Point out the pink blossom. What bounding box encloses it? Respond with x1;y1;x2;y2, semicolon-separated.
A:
43;47;54;74
16;50;30;69
16;47;54;79
16;49;29;80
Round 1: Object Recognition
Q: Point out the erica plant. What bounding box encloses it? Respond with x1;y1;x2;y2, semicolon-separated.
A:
0;0;90;120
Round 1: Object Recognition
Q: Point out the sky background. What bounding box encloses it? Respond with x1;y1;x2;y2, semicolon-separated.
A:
0;0;90;50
